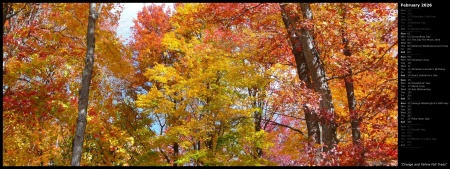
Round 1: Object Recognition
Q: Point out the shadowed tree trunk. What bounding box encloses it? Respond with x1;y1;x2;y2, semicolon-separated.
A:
339;4;363;165
279;3;321;146
297;3;337;153
71;3;102;166
298;3;338;153
173;142;179;166
279;3;338;156
339;4;360;146
249;87;263;158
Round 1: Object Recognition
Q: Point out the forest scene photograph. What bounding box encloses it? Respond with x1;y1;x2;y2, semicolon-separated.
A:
3;3;398;166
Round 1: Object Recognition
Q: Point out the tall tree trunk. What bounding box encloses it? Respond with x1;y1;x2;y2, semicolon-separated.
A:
345;74;359;144
71;3;101;166
173;142;179;166
296;3;338;153
279;3;321;146
339;3;360;145
196;140;201;166
340;4;363;165
249;87;263;158
254;109;262;158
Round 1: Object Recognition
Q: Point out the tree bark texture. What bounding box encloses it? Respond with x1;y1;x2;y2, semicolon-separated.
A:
279;3;321;145
71;3;99;166
297;3;338;153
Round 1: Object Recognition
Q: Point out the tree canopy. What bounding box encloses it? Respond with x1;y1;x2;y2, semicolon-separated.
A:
3;3;397;166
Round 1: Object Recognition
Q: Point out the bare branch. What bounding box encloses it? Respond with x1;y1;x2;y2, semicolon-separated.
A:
271;112;306;121
158;146;172;164
3;3;28;24
224;3;264;28
326;39;398;81
262;118;304;135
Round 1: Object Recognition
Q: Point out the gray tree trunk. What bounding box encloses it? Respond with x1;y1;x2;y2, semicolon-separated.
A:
297;3;338;153
279;3;321;145
71;3;101;166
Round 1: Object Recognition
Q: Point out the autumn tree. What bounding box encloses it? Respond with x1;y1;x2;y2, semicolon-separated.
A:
3;3;398;166
3;3;132;166
280;2;321;150
337;4;363;165
71;3;103;166
279;4;338;160
135;3;278;166
3;3;84;165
